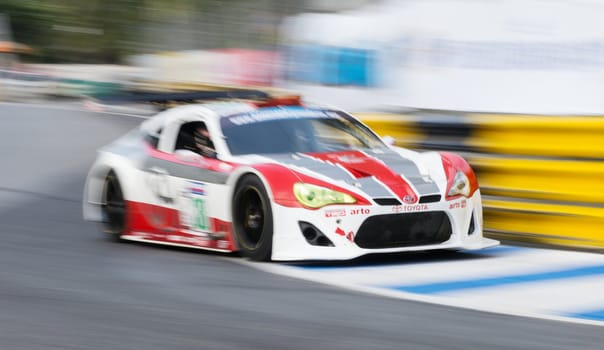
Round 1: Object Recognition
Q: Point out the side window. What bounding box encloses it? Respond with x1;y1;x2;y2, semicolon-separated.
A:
175;121;216;158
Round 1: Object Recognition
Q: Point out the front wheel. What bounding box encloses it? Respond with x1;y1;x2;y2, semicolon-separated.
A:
102;171;126;240
232;174;273;261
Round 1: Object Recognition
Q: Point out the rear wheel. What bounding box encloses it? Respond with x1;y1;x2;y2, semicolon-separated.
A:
102;171;126;240
232;175;273;261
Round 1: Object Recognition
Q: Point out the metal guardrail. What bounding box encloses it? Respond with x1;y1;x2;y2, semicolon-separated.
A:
355;111;604;250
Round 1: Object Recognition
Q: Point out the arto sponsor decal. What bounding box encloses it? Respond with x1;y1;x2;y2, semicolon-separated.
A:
392;204;429;213
449;199;467;210
349;208;370;215
335;227;355;242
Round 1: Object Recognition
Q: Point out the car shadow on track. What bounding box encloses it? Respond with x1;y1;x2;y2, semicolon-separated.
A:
116;241;522;269
283;245;524;269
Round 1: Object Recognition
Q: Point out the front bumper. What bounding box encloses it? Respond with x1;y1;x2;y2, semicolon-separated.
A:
270;190;499;261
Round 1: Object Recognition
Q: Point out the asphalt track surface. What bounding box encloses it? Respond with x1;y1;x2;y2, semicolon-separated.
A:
0;103;602;350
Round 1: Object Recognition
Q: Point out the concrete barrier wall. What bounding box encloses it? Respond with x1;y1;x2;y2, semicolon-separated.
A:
355;111;604;250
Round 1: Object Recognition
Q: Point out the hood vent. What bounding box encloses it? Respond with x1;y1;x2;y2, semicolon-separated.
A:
373;198;402;206
419;194;441;203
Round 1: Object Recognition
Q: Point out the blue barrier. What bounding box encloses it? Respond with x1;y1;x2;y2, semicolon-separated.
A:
283;45;376;87
338;48;373;86
319;47;340;85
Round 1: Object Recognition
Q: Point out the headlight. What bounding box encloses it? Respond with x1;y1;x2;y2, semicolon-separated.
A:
447;171;470;197
293;183;356;208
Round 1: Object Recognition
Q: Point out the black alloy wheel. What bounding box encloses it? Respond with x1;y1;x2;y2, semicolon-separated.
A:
232;174;273;261
102;171;126;240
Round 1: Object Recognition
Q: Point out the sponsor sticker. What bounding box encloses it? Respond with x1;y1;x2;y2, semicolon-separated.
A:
335;227;355;242
166;235;210;246
325;208;346;218
191;198;209;231
349;208;370;215
449;199;467;210
189;181;206;196
392;204;429;213
179;181;210;232
227;108;328;126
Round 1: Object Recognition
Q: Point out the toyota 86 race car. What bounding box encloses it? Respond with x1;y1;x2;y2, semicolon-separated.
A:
83;92;499;261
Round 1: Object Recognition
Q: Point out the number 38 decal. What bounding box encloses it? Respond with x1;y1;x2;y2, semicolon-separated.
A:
191;197;209;231
180;181;211;233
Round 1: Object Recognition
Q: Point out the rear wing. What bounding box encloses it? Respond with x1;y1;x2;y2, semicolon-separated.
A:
90;84;301;110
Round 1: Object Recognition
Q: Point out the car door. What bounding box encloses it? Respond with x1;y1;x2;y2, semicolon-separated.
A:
159;119;233;249
139;111;235;250
139;114;215;238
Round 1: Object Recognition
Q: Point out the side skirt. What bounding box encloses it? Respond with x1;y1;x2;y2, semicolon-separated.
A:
121;234;233;253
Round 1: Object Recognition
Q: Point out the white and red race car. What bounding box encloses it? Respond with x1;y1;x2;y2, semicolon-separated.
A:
83;93;498;261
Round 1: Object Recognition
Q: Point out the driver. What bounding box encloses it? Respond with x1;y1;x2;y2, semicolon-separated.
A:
193;124;217;159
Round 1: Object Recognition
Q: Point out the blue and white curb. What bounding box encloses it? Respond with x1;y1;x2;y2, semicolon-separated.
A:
235;246;604;326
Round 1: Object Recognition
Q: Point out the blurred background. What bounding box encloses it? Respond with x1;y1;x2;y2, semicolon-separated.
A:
2;0;604;250
3;0;604;113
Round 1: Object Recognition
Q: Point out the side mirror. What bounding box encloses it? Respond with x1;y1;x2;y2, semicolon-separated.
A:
382;136;396;146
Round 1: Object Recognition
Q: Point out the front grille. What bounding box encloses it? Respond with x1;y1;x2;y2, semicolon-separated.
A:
354;212;452;249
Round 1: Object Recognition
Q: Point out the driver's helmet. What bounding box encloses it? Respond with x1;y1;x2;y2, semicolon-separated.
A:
193;125;216;158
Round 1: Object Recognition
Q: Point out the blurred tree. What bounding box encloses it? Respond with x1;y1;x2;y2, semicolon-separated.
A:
0;1;53;47
0;0;306;63
0;0;144;63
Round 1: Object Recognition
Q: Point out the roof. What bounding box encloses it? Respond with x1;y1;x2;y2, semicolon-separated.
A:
138;91;307;135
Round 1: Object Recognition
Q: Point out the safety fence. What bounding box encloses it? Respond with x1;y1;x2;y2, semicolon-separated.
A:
355;111;604;250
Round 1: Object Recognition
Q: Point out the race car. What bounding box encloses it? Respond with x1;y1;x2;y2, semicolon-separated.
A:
83;91;499;261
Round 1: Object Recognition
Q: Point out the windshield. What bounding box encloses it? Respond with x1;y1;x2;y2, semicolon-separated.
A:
221;108;385;155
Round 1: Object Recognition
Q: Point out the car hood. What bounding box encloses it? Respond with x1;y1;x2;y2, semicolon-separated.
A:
239;149;443;204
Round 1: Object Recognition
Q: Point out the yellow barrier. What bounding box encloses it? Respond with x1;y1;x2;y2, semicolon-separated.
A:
468;114;604;158
353;112;421;148
484;198;604;249
470;156;604;204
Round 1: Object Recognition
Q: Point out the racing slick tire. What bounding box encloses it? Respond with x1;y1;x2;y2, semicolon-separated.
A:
102;171;126;241
232;174;274;261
